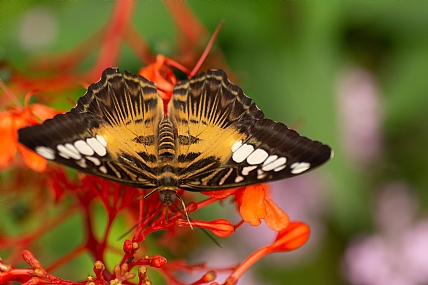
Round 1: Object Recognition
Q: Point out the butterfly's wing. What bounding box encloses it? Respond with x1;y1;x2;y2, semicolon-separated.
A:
18;68;163;188
168;69;332;191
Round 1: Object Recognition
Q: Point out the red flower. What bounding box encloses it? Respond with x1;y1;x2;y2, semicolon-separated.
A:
203;184;290;232
179;219;235;238
0;93;61;172
139;54;191;101
268;222;311;253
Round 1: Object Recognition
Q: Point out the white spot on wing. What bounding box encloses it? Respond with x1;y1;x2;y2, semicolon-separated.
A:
108;162;121;178
65;143;80;156
57;144;81;160
35;146;55;160
247;149;268;165
58;151;69;159
242;165;257;176
290;162;310;174
231;140;243;152
99;165;108;174
235;175;244;183
263;155;278;166
121;156;132;164
96;135;107;147
219;168;233;185
262;157;287;171
257;169;266;179
274;164;286;172
86;137;107;156
76;158;87;168
232;144;254;163
74;140;94;156
86;156;101;166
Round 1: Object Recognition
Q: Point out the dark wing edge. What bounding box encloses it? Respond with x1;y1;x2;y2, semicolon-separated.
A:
74;68;162;129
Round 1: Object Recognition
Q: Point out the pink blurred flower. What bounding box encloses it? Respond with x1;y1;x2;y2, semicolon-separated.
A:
344;183;428;285
336;67;383;166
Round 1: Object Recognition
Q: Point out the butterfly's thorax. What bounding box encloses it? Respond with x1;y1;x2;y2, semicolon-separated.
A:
157;115;179;204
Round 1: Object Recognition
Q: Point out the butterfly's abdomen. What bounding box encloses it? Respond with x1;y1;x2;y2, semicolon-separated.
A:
157;116;179;202
158;116;176;158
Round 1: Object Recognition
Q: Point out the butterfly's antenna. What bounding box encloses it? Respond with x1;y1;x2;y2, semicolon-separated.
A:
117;217;145;241
171;201;223;248
175;195;194;230
143;188;157;199
117;203;164;241
202;228;223;248
117;190;162;240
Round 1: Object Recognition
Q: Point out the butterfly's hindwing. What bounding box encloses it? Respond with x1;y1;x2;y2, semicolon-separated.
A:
168;70;332;191
18;68;163;188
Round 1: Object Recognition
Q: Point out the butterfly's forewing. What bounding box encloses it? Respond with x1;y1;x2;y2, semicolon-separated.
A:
18;68;163;188
169;70;332;191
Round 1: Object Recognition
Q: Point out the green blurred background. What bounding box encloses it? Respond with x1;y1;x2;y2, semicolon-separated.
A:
2;2;428;285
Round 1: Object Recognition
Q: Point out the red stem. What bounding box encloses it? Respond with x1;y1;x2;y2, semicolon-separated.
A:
190;20;225;77
0;77;23;108
196;197;223;209
91;1;136;80
225;246;271;284
163;2;208;45
45;244;87;272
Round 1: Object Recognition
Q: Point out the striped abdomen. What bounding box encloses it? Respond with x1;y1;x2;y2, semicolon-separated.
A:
157;116;178;204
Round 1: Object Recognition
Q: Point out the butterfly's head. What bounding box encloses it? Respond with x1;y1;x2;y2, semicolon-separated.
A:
158;189;177;205
158;187;192;229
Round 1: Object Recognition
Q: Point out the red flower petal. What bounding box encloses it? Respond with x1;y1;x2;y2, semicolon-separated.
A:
0;113;17;168
263;197;290;232
17;143;47;172
139;55;175;99
236;185;267;226
0;101;60;170
201;188;239;199
190;219;234;238
30;103;61;121
269;222;310;252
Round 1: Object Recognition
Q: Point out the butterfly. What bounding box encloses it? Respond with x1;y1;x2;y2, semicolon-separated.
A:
18;68;332;205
